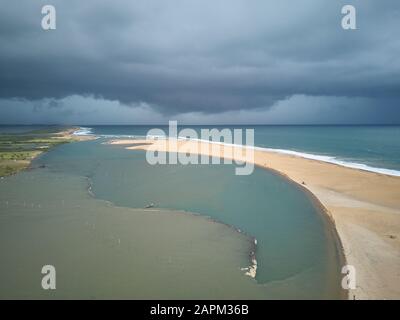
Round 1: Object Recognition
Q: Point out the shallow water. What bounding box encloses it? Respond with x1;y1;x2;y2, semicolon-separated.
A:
0;139;344;299
0;171;262;299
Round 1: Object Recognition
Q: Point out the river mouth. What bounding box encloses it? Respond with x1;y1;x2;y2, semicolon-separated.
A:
0;139;345;299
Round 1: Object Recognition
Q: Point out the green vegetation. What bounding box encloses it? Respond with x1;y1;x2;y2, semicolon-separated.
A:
0;127;79;177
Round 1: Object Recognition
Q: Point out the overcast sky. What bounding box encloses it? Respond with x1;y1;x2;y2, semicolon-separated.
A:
0;0;399;124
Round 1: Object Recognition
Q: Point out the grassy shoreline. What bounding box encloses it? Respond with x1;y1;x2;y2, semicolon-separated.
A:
0;127;92;177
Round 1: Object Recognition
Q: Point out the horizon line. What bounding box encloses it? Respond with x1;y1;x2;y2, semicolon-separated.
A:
0;123;400;127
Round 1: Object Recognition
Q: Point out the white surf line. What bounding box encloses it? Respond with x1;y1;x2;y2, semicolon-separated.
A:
166;136;400;178
72;127;94;136
257;147;400;177
108;132;400;177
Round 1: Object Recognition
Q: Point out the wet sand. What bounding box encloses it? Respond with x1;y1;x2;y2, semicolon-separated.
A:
110;138;400;300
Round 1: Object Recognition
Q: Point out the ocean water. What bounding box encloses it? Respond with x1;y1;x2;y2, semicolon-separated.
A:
87;125;400;175
0;125;363;299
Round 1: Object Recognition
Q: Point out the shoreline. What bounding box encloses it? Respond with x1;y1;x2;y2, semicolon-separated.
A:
0;127;94;178
77;126;400;177
110;138;400;300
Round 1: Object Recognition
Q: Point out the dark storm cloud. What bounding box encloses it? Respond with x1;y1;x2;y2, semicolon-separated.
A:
0;0;399;119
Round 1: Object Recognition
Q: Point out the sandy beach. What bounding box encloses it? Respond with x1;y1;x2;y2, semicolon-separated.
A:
110;138;400;300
